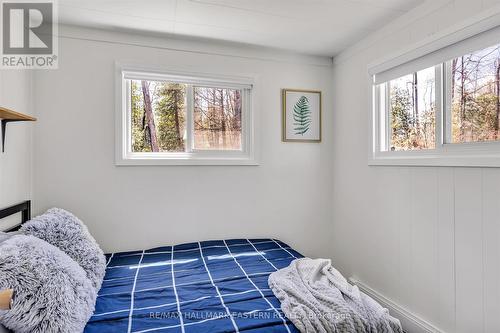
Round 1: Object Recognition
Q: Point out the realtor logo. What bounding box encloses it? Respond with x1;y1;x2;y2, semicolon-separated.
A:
1;0;58;68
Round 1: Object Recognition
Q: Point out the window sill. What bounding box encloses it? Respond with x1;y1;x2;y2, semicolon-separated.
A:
116;153;259;166
369;151;500;168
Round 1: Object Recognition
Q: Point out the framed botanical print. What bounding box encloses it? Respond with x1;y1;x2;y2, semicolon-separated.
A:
282;89;322;142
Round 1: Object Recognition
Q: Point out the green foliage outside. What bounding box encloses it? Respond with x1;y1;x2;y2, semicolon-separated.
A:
156;83;185;152
131;80;185;152
390;85;435;150
452;93;499;143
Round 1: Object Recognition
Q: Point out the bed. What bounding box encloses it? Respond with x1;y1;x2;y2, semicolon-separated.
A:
1;202;302;332
86;239;302;333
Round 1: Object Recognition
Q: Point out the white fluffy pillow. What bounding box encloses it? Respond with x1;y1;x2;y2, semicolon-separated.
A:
0;235;96;333
20;208;106;291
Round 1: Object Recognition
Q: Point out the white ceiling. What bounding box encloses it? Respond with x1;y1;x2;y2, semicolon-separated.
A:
57;0;424;56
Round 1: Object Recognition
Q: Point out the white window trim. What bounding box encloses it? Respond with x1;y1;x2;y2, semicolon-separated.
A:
369;7;500;167
115;63;259;166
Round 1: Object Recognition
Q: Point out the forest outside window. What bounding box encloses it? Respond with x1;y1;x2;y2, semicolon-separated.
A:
116;67;256;165
387;66;436;151
371;29;500;167
448;44;500;144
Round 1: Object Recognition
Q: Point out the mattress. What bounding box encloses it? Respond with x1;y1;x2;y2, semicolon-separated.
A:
85;239;302;333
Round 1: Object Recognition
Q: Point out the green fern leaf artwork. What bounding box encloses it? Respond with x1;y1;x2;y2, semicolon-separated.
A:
293;96;312;135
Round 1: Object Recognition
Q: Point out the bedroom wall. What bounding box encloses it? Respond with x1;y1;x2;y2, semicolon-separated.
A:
32;26;334;258
0;71;33;230
331;0;500;332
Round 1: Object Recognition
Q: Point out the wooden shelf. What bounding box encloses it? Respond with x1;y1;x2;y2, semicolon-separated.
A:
0;106;36;152
0;107;36;121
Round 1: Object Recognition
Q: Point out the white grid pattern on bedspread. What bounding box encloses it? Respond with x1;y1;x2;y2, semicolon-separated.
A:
85;239;300;333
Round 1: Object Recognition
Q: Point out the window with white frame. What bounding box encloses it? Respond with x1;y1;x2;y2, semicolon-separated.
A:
116;66;257;165
371;23;500;167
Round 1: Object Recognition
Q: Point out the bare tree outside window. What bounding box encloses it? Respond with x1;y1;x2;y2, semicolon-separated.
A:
450;43;500;143
193;87;242;150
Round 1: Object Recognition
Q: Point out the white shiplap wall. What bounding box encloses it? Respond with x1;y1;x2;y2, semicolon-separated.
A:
0;71;33;230
332;0;500;332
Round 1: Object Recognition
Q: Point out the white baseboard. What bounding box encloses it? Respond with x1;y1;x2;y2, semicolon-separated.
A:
348;277;445;333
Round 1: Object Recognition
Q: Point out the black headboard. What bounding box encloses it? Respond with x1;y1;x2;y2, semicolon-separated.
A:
0;200;31;232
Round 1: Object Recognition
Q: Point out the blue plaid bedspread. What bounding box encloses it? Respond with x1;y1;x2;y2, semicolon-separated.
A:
85;239;302;333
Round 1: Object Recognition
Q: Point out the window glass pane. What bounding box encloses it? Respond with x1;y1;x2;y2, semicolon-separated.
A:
131;80;186;153
450;44;500;143
193;87;242;150
388;66;436;151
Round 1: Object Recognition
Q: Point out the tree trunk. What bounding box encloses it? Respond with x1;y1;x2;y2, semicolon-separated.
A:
233;90;242;146
413;72;419;128
219;89;226;148
212;89;218;148
451;58;458;101
233;90;241;129
173;90;182;149
460;56;466;139
495;60;500;138
141;80;159;152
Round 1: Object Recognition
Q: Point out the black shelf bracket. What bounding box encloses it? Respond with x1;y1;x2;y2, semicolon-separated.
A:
1;119;23;153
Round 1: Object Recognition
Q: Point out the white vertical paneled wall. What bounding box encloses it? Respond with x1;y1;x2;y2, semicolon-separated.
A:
0;71;33;230
482;169;500;333
332;0;500;332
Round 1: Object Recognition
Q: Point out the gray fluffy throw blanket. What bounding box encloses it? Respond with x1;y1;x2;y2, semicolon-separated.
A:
0;235;96;333
268;258;403;333
21;208;106;291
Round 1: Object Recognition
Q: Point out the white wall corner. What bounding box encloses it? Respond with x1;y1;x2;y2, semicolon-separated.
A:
333;0;454;65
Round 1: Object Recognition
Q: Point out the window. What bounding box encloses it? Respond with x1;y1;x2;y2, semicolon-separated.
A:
449;45;500;144
116;66;257;165
371;22;500;167
130;80;187;153
193;87;242;150
388;66;436;151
